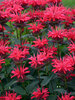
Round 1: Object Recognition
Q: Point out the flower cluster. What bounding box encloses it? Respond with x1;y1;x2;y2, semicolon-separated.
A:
0;0;75;99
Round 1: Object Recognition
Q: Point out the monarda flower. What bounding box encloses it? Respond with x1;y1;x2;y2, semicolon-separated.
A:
0;58;5;69
0;9;9;24
11;65;30;80
9;47;29;61
28;0;47;9
28;10;44;22
0;39;11;56
0;91;22;100
58;93;75;100
68;41;75;53
65;28;75;41
42;6;66;23
48;27;65;40
29;48;56;69
6;3;24;14
52;55;74;74
32;38;48;49
9;13;30;27
29;51;50;69
31;87;49;100
48;0;61;4
28;23;44;34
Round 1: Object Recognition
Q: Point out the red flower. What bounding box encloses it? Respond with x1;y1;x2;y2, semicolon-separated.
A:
48;27;65;39
9;47;24;61
70;74;75;77
29;54;37;68
32;38;48;49
65;28;75;41
48;0;61;4
58;93;75;100
42;6;66;22
0;58;5;69
28;0;47;7
28;23;44;33
29;47;56;69
52;55;74;74
0;91;22;100
29;10;44;21
9;47;29;61
29;52;47;69
31;87;49;100
68;41;75;53
0;39;11;56
11;65;30;79
9;13;30;23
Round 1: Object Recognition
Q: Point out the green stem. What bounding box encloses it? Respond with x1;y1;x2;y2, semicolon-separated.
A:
38;70;41;87
0;80;4;93
22;82;28;95
19;28;23;46
46;65;48;75
16;27;18;39
57;41;60;58
2;26;5;43
64;78;67;89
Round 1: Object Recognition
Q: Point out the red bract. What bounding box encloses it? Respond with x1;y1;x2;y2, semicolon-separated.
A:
65;28;75;41
29;10;44;21
28;23;44;33
0;58;5;69
52;55;74;74
42;6;66;22
11;65;30;79
0;91;22;100
29;52;48;69
6;4;24;14
9;47;29;61
68;41;75;53
29;47;56;69
28;0;47;7
32;38;48;49
9;13;30;23
58;93;75;100
62;8;74;26
0;9;9;24
48;27;65;39
31;87;49;100
0;39;11;56
41;46;57;55
48;0;61;4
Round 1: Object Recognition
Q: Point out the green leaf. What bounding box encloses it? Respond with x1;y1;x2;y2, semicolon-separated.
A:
71;92;75;96
22;34;35;39
12;86;26;95
26;80;39;93
4;79;17;89
41;74;55;86
48;95;57;100
54;88;67;94
26;75;35;80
